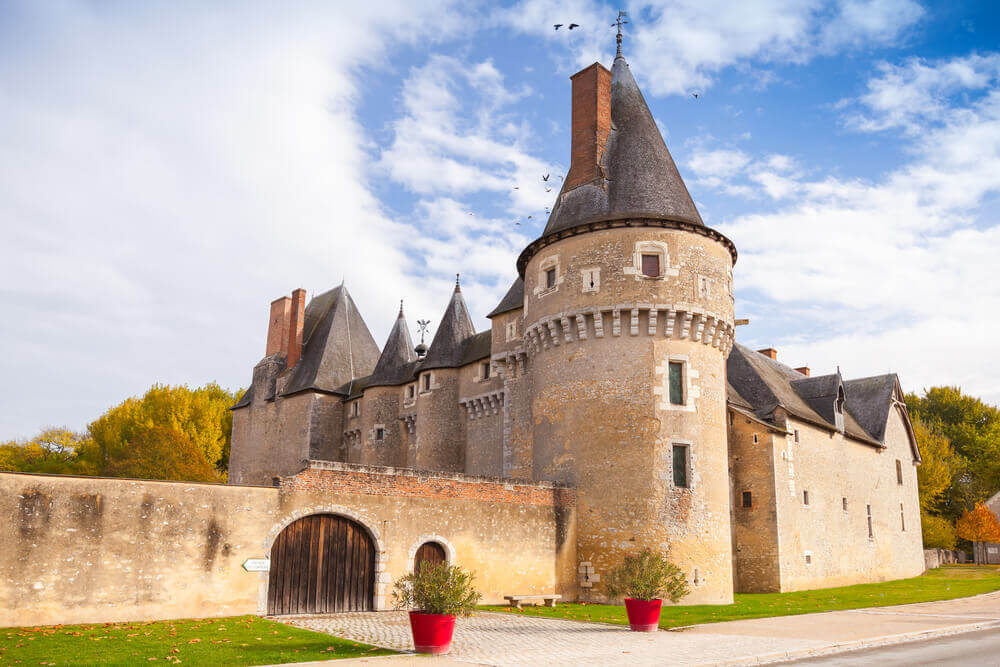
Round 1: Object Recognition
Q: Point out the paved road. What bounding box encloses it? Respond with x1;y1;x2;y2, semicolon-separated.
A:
786;627;1000;665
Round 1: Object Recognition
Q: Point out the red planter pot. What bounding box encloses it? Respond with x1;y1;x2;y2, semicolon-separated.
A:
408;611;457;654
624;598;662;632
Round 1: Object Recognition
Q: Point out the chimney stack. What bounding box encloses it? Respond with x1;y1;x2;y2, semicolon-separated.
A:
795;366;811;377
757;348;778;360
564;63;612;191
287;288;306;368
265;296;292;357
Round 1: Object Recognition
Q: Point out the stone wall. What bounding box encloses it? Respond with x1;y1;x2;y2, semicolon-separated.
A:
1;467;576;627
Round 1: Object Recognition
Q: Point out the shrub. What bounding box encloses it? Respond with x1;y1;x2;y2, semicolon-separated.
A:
605;550;690;602
392;562;482;617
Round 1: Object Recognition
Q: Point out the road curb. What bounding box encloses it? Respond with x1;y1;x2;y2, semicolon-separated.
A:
708;618;1000;666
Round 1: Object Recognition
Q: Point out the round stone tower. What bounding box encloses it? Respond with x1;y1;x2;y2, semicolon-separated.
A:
517;48;738;604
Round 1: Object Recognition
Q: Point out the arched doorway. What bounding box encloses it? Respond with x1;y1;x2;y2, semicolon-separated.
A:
414;541;447;572
267;514;375;615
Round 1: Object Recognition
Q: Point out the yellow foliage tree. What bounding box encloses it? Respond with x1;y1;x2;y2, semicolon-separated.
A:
88;383;239;477
912;417;957;513
102;426;222;483
0;428;100;476
921;513;957;550
955;503;1000;564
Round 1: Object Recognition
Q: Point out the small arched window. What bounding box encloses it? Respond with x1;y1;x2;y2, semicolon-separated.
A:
414;541;447;573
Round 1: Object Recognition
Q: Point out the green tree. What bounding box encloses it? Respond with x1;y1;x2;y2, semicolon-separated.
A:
0;428;100;475
921;514;957;550
89;383;240;477
907;387;1000;520
101;425;222;483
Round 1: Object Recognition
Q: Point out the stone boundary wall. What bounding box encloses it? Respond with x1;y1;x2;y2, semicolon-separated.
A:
283;460;576;507
923;548;967;569
1;467;576;627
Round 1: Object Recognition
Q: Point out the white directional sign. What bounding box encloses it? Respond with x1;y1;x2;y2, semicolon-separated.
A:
242;558;270;572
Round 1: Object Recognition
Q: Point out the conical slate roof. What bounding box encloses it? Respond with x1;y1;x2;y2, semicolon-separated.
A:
368;304;418;388
541;51;703;238
281;285;381;396
421;280;477;371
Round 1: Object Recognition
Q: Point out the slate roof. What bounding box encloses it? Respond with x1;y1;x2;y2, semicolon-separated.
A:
540;50;703;239
843;375;898;443
459;331;492;366
726;343;882;447
420;282;477;371
367;307;418;389
281;286;381;396
487;277;524;318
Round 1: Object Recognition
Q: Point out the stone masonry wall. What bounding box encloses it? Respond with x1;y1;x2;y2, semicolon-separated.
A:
2;466;575;627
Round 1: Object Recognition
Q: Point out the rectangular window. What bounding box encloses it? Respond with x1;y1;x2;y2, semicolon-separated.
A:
900;503;905;531
803;490;810;506
867;504;874;539
408;385;415;399
896;459;903;485
842;497;848;512
805;554;812;565
672;444;689;488
375;427;384;441
742;491;752;508
423;374;431;391
545;267;556;289
794;429;800;443
641;253;660;277
351;402;359;417
668;361;684;405
481;361;491;380
752;433;758;444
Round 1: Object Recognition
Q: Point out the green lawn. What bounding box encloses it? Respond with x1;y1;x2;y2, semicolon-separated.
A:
483;565;1000;629
0;615;394;666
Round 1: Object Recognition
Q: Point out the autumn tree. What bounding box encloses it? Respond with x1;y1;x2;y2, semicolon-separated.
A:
102;425;222;483
0;428;100;476
89;383;240;477
955;503;1000;564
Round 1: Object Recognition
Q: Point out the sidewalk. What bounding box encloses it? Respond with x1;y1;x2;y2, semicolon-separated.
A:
275;590;1000;665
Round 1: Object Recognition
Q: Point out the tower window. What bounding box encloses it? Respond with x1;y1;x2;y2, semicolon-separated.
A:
422;374;431;391
672;444;689;488
481;361;491;380
351;401;359;417
867;504;874;539
545;267;556;289
641;254;660;277
794;429;800;443
843;497;848;512
896;459;903;485
742;491;752;508
668;361;684;405
803;490;810;506
900;503;905;531
805;553;812;565
407;385;415;399
375;427;385;441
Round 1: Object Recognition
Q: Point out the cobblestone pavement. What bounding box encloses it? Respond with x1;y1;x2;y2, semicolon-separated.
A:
276;611;826;665
275;592;1000;666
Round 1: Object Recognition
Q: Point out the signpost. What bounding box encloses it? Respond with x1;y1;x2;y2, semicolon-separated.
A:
242;558;270;572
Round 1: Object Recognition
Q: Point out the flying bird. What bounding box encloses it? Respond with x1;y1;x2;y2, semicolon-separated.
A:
568;23;579;29
542;173;549;181
513;185;519;190
691;92;701;99
553;24;563;30
545;187;552;192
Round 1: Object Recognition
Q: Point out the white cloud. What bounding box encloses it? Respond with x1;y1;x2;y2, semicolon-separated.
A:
0;1;482;438
498;0;924;96
713;54;1000;405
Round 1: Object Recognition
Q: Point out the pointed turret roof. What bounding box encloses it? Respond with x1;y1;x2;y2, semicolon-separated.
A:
281;285;381;396
541;50;702;238
368;302;418;388
420;277;477;371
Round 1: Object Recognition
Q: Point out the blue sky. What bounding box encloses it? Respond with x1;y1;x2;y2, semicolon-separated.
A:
1;0;998;438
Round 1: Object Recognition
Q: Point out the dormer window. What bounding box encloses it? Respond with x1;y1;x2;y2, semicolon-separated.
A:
834;385;846;431
641;254;660;277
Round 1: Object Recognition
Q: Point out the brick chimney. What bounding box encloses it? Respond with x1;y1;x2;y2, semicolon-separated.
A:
795;366;811;377
757;348;778;360
265;296;292;357
564;63;612;191
287;288;307;368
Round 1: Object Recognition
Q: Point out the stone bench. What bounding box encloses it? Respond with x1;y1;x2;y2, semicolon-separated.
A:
504;594;562;609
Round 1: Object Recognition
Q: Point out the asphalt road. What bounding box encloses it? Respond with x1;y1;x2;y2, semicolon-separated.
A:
786;628;1000;665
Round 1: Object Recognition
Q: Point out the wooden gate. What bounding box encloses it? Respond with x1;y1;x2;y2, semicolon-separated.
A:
267;514;375;615
414;541;446;572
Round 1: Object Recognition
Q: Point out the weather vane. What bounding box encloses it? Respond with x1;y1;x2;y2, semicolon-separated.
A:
612;10;628;56
416;319;431;345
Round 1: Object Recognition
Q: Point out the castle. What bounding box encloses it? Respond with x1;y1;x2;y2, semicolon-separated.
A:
228;43;925;608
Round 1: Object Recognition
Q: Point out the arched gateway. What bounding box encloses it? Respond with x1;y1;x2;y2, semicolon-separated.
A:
267;514;375;615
